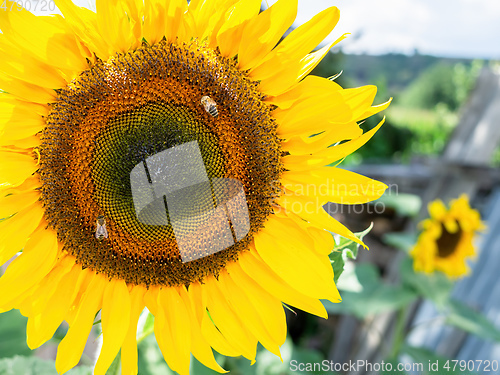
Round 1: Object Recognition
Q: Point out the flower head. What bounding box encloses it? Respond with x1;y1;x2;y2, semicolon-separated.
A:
411;195;485;278
0;0;389;374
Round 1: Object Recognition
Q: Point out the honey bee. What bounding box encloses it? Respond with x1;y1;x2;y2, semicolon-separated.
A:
95;215;109;240
201;95;218;117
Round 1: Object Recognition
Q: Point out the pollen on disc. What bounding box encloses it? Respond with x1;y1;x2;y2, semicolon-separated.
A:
39;40;282;287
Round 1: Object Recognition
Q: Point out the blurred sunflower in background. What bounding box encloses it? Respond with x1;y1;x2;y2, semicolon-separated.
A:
411;194;485;279
0;0;389;374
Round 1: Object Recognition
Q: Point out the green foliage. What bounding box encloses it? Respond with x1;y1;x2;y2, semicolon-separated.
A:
383;232;418;253
375;193;422;218
403;346;479;375
0;310;31;359
105;353;121;375
0;356;92;375
445;300;500;342
137;334;175;375
400;257;453;307
347;114;413;164
314;52;483;161
323;263;417;318
329;223;373;283
387;104;456;156
397;61;483;111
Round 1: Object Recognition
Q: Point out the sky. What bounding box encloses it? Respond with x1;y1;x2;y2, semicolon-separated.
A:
42;0;500;60
287;0;500;59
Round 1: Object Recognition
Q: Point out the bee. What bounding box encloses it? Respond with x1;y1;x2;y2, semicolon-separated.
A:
201;95;218;117
95;215;109;240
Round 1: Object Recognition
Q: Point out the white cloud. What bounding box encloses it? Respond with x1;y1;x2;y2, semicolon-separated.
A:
282;0;500;58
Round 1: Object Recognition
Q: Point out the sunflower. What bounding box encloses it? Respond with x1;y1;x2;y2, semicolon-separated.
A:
411;195;485;279
0;0;389;374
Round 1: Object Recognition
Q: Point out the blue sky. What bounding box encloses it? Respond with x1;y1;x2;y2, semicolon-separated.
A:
50;0;500;59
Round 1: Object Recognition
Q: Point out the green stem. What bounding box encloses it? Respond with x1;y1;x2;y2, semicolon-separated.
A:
390;305;408;360
137;325;155;344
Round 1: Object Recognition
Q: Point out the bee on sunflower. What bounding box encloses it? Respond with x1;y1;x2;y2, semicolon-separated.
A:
0;0;390;374
411;195;486;279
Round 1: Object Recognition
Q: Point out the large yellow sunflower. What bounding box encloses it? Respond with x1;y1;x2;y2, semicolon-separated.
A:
0;0;389;374
411;195;485;279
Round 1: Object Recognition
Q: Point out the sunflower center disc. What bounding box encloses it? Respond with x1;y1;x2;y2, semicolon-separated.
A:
39;40;282;287
436;223;462;258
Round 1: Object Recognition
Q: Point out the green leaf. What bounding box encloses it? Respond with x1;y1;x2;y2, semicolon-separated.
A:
104;352;121;375
0;309;31;358
330;223;373;284
323;263;417;318
403;345;479;375
383;232;418;253
332;222;373;259
445;299;500;342
0;356;92;375
400;257;453;307
329;250;345;284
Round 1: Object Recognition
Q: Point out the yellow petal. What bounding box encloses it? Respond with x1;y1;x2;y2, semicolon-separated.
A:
190;281;245;357
142;0;166;45
54;0;110;59
357;98;392;121
282;122;363;155
306;226;336;256
238;0;297;71
0;73;55;103
189;0;240;41
0;226;58;308
0;4;88;73
266;75;341;109
143;285;159;316
0;202;45;266
203;276;257;361
340;85;377;119
19;255;74;318
27;261;85;349
281;167;387;205
238;249;328;318
164;0;188;43
0;44;67;89
251;6;340;78
273;87;352;138
253;218;339;301
121;286;146;375
178;286;227;373
55;272;106;374
0;189;39;218
0;150;37;186
155;287;191;375
428;199;447;220
276;192;365;247
216;0;262;58
284;118;385;168
96;0;135;53
94;279;131;375
227;262;287;350
218;269;282;357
